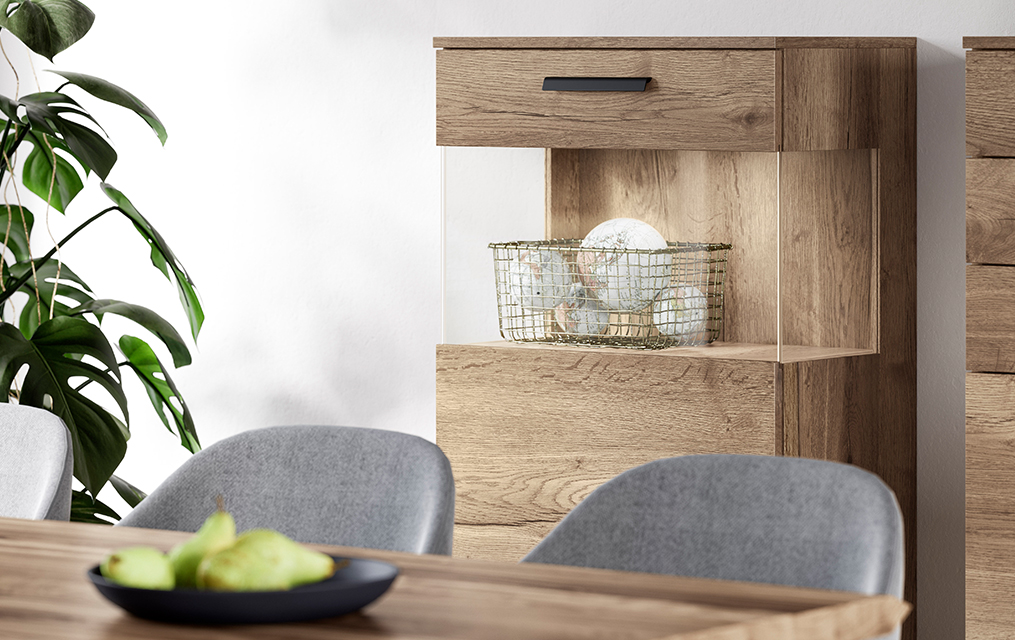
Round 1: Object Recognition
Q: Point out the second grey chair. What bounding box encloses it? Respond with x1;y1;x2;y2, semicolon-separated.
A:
0;403;74;521
118;425;455;555
522;454;905;640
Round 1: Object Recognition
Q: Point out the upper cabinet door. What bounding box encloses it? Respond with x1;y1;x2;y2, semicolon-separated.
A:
967;50;1015;157
436;48;778;150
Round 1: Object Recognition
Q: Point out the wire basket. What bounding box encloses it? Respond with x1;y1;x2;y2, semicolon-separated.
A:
490;240;731;349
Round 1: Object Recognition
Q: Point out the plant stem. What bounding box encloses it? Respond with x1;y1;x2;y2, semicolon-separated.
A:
0;124;29;186
0;206;120;306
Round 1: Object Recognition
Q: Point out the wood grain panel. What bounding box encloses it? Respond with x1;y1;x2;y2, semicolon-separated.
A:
453;522;555;562
779;149;876;350
967;158;1015;264
434;36;780;50
782;46;916;640
546;149;779;344
437;49;777;149
793;356;879;468
967;51;1015;157
434;37;916;50
783;48;881;151
437;343;777;560
965;37;1015;51
966;373;1015;639
967;265;1015;372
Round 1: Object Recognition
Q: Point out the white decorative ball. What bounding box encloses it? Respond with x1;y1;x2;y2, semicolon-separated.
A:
507;249;571;310
652;285;710;343
577;218;671;311
554;285;610;336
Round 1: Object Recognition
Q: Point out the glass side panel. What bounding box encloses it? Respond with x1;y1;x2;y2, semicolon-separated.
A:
442;147;545;344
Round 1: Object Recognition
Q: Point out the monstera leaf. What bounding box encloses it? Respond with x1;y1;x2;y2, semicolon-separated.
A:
22;130;85;212
102;184;204;339
0;204;34;263
73;299;191;367
0;0;94;61
15;92;115;179
0;317;127;495
119;335;198;453
11;259;94;338
50;70;167;145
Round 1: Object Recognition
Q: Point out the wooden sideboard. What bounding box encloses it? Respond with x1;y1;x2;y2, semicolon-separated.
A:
965;35;1015;640
435;37;916;640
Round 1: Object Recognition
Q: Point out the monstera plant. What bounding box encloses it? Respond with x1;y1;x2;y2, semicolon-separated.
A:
0;0;202;522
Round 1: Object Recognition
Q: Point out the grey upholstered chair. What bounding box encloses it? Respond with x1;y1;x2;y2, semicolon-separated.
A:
118;425;455;555
523;454;905;640
0;404;73;520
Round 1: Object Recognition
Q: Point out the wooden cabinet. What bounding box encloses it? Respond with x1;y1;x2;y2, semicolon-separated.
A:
435;36;915;640
965;36;1015;640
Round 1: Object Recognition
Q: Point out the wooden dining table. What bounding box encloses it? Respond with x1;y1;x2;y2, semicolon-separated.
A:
0;517;909;639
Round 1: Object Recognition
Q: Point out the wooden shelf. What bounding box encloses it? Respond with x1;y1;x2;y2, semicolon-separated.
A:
457;340;876;364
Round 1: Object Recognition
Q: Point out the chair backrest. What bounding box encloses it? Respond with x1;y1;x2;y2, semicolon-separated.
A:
523;454;904;598
117;425;455;555
0;404;73;520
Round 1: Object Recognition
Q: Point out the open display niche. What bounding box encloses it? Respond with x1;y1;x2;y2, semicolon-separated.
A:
435;36;915;640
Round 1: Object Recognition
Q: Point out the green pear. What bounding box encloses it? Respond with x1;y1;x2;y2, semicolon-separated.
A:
167;508;236;588
196;529;335;592
100;546;175;590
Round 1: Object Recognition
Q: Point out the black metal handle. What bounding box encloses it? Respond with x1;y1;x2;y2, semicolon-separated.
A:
541;77;651;92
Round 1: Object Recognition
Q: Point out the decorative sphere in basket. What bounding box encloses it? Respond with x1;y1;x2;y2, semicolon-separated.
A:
507;249;570;310
576;218;671;311
554;285;609;336
653;285;710;345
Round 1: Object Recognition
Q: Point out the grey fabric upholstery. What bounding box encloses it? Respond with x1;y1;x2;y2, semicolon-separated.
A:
117;425;455;555
523;454;905;640
0;404;73;520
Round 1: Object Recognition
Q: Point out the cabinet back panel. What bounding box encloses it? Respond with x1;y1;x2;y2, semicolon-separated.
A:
547;149;779;345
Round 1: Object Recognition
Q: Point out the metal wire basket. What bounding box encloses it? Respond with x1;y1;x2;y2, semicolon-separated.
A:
490;240;731;349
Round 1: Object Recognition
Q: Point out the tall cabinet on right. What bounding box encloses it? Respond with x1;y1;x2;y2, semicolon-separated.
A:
966;36;1015;640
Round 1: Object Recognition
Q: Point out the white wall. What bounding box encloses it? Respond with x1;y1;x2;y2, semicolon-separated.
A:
3;1;1010;637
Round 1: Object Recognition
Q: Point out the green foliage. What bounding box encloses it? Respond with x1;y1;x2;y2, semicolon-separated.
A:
0;0;94;61
0;2;201;522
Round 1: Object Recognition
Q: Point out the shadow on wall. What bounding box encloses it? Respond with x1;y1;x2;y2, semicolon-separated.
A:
914;38;966;640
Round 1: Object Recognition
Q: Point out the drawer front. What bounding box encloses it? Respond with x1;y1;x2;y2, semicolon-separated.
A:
967;373;1015;638
436;49;777;150
968;158;1015;264
967;51;1015;157
967;265;1015;372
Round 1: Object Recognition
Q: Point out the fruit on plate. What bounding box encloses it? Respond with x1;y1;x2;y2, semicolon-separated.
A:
167;507;236;588
100;546;175;590
197;528;336;592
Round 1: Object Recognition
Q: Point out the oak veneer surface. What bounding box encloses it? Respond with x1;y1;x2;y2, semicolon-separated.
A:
0;518;910;640
966;374;1015;640
967;158;1015;264
967;50;1015;157
547;149;779;344
436;49;777;150
436;343;776;561
967;265;1015;373
434;37;916;50
779;149;876;350
964;36;1015;50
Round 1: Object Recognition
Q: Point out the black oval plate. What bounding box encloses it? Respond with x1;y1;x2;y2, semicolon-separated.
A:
87;556;398;624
